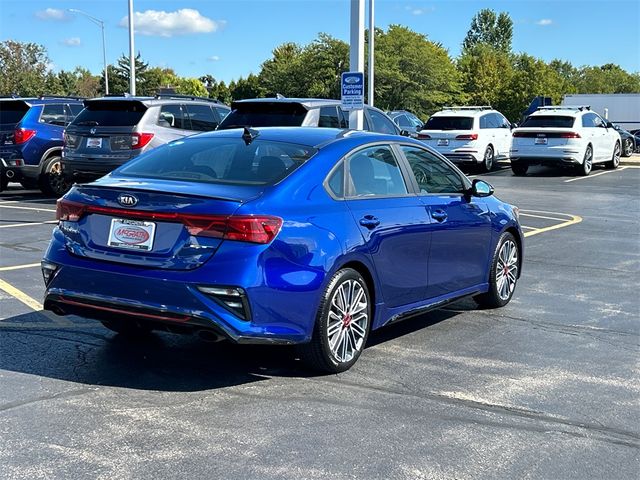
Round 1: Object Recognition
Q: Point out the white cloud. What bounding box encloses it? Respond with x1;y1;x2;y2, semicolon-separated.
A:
61;37;81;47
405;5;434;16
207;55;220;62
119;8;222;37
35;8;68;21
536;19;553;26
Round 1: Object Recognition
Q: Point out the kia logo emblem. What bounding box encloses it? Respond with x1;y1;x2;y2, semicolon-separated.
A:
117;194;138;207
90;128;97;134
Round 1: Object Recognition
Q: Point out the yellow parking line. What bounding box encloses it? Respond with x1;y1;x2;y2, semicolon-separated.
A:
524;214;582;238
520;212;569;222
521;226;537;230
0;278;42;311
0;263;41;272
564;166;628;183
0;204;56;212
0;220;57;229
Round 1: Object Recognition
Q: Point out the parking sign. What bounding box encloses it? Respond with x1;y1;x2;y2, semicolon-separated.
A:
341;72;364;111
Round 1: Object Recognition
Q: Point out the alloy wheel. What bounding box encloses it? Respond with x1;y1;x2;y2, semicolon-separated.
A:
623;138;633;157
612;142;621;168
327;279;369;363
496;239;518;301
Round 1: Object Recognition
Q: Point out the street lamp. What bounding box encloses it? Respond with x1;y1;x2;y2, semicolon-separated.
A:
68;8;109;95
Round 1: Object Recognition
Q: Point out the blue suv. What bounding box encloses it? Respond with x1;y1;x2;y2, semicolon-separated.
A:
0;96;84;196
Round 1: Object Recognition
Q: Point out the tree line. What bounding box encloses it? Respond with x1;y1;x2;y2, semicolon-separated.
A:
1;9;638;122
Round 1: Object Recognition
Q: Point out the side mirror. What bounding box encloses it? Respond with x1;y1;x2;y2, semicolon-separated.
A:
606;121;614;129
511;122;518;129
470;179;494;197
400;129;411;137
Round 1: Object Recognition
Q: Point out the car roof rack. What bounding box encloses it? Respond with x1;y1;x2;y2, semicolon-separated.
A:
442;105;493;111
537;105;591;111
39;95;84;101
154;93;223;104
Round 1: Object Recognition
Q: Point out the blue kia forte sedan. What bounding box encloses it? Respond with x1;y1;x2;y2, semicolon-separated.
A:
42;127;523;372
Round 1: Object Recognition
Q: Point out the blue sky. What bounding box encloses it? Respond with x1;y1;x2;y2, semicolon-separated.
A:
2;0;639;83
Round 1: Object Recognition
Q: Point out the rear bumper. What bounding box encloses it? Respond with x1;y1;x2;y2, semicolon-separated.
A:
510;146;583;165
443;153;481;164
62;158;129;183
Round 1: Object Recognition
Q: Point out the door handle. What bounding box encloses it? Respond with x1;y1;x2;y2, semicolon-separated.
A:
431;209;447;222
359;215;380;229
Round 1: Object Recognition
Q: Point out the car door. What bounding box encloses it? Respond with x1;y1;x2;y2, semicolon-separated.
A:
157;104;191;142
593;113;613;160
582;113;607;160
341;144;432;307
494;113;512;158
184;104;219;132
398;145;493;299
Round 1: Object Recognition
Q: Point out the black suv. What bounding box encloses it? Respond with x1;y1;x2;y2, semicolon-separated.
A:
62;94;230;184
217;98;404;135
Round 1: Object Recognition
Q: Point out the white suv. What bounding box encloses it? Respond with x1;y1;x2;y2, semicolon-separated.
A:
417;106;512;172
510;106;622;176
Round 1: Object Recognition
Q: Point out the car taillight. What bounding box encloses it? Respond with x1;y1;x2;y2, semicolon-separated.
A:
64;133;79;149
14;128;36;144
559;132;581;138
55;199;282;244
417;133;431;140
455;133;478;140
131;132;154;149
512;132;526;137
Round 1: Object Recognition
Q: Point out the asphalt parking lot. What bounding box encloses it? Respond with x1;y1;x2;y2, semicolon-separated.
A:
1;161;638;479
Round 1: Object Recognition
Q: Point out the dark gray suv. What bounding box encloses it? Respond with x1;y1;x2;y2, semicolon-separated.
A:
217;98;404;135
62;94;230;183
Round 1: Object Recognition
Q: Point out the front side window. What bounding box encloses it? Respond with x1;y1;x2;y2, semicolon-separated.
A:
396;115;411;128
346;145;408;197
366;109;398;134
118;137;316;186
401;146;467;194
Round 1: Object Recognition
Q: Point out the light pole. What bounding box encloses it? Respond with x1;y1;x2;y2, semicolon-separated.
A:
128;0;136;95
68;9;109;95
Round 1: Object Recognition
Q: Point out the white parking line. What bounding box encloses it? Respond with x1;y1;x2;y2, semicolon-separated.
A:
0;263;41;272
564;166;628;182
0;204;56;213
0;220;57;229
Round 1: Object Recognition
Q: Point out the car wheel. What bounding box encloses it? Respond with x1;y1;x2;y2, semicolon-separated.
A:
480;145;494;172
622;138;633;157
39;156;71;197
511;163;528;176
298;268;371;373
577;145;593;176
100;319;153;337
475;232;520;308
605;141;621;169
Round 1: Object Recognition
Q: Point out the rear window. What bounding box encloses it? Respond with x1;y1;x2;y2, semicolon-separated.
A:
424;116;474;130
71;100;147;127
521;116;575;128
0;101;29;125
118;137;317;186
218;102;307;129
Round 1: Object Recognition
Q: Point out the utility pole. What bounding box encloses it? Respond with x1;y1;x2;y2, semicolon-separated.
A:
349;0;364;130
368;0;374;107
128;0;136;95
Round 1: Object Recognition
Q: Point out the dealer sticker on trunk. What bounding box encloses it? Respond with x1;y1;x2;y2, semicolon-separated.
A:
108;218;156;251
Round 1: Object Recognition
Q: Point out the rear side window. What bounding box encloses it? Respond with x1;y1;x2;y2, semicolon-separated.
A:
40;104;67;126
214;106;230;121
67;104;84;116
185;104;218;131
0;101;29;124
521;116;575;128
346;145;408;197
72;101;147;127
158;104;186;130
118;137;317;186
425;116;474;130
219;102;307;129
318;106;341;128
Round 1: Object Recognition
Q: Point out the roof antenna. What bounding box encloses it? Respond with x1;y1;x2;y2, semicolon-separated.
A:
242;127;259;145
276;93;286;99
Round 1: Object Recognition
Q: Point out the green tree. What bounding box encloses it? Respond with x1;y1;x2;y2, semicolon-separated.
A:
229;74;264;101
73;67;101;98
574;64;640;94
462;9;513;53
107;53;149;94
374;25;464;118
0;41;50;96
259;43;306;96
457;44;512;111
299;33;349;98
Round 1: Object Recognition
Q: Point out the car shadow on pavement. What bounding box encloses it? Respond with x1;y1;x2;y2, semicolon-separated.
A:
0;306;463;390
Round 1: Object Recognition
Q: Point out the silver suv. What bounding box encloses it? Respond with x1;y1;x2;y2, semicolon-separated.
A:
62;94;230;183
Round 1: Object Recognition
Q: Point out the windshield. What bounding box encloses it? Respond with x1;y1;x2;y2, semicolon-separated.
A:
521;116;575;128
424;116;473;130
118;136;317;186
219;103;308;129
71;100;147;127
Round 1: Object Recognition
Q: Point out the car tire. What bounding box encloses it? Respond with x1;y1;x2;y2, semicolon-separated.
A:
605;141;621;169
622;138;633;157
511;163;528;176
100;319;153;337
577;145;593;176
480;145;494;172
474;232;520;309
39;156;71;197
297;268;371;373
